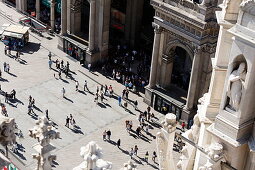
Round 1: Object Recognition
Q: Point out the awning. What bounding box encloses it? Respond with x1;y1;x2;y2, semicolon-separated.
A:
4;25;29;34
0;152;11;168
2;31;23;39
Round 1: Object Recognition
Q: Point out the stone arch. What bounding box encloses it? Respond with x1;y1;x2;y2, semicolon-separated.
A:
162;40;194;91
164;40;194;61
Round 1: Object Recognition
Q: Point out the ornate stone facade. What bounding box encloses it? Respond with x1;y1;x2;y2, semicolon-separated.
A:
162;0;255;169
145;0;220;121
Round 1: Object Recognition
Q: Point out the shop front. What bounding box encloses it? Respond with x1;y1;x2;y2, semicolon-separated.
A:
152;89;185;121
5;0;16;6
110;0;127;46
63;36;87;64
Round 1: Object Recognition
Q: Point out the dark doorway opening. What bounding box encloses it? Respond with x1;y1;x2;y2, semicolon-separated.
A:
171;46;192;91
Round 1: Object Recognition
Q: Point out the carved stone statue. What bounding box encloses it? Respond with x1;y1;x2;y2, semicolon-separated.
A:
29;116;60;170
73;141;112;170
0;115;16;146
226;62;246;112
199;143;225;170
183;114;200;143
121;160;137;170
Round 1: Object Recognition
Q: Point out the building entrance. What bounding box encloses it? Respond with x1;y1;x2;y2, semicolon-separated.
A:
80;0;90;41
109;0;127;46
170;46;192;91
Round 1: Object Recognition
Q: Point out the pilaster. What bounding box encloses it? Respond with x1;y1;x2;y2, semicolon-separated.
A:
148;23;162;88
50;0;56;30
88;0;96;52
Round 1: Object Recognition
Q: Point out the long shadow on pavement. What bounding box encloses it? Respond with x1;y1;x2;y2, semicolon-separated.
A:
64;96;73;103
137;156;159;169
7;72;17;77
78;90;87;95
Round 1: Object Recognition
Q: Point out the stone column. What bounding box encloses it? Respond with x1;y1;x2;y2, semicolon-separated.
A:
50;0;56;30
185;47;202;110
61;0;67;35
36;0;40;20
148;23;162;88
88;0;96;51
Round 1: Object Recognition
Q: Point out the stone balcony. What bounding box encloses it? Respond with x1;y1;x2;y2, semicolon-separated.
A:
151;0;218;23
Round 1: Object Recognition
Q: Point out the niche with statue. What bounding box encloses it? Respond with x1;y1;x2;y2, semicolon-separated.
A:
225;56;247;113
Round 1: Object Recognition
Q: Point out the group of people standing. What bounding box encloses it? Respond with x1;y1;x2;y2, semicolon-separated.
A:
94;84;114;104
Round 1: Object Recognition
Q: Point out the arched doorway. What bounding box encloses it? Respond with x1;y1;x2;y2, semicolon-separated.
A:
170;46;192;91
80;0;90;40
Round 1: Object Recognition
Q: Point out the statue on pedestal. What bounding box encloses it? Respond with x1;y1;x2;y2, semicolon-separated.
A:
29;116;60;170
226;62;246;112
73;141;112;170
157;113;177;170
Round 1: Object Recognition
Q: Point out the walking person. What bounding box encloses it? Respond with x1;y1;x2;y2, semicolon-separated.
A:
116;139;121;148
65;116;70;128
118;96;122;106
70;114;73;125
84;80;89;91
8;46;11;56
134;145;138;156
106;129;111;141
48;52;52;61
62;87;65;98
134;100;138;110
152;151;157;163
100;92;104;103
15;51;19;60
96;86;99;94
125;89;129;100
130;148;134;159
6;64;10;73
28;104;34;115
88;63;91;72
100;85;104;93
181;121;186;131
45;109;49;120
58;70;61;79
3;62;6;72
48;59;52;69
124;101;128;111
103;130;107;141
75;81;79;91
4;46;7;55
122;89;126;99
145;151;149;164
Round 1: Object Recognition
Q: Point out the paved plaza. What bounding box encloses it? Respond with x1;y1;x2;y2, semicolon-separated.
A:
0;3;172;170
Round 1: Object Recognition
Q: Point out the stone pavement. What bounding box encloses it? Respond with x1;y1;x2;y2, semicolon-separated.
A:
0;2;180;170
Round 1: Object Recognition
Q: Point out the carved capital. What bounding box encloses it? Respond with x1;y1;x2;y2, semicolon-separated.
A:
152;23;162;34
194;46;201;55
162;54;174;64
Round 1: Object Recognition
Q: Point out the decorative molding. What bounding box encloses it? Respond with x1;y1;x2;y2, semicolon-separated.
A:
162;54;174;64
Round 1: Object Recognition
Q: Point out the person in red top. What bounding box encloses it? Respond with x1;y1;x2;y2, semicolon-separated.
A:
181;122;186;131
